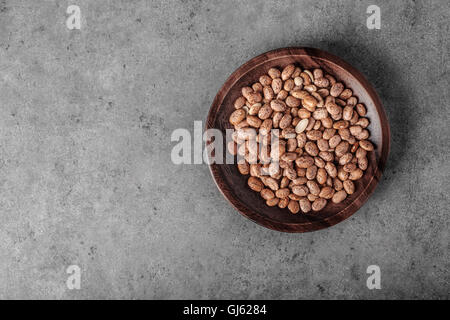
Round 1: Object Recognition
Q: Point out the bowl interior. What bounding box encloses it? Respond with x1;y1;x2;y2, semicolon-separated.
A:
207;48;389;232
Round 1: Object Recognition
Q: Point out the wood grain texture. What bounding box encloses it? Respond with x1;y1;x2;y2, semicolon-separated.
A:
206;47;390;233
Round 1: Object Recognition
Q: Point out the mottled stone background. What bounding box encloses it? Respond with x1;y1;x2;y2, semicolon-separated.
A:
0;0;448;299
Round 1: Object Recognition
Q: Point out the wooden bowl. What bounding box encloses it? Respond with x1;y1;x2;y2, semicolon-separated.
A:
206;47;390;232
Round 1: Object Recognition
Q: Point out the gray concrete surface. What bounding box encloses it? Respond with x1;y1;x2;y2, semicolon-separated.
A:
0;0;448;299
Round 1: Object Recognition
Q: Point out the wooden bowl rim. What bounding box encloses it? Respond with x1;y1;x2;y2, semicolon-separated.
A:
206;47;390;233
